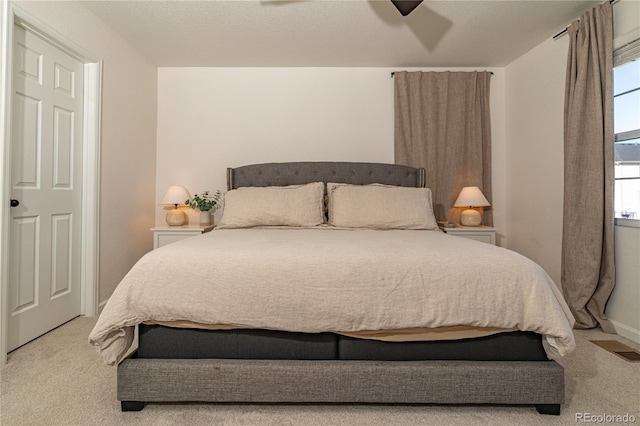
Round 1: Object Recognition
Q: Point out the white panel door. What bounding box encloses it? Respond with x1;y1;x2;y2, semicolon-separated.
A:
8;25;84;351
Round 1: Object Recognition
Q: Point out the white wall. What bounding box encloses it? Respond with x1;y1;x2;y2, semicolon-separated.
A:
155;67;507;240
504;37;567;287
156;68;394;227
11;1;158;303
607;223;640;343
614;0;640;50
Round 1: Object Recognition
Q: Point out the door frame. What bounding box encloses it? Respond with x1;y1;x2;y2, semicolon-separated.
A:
0;2;102;367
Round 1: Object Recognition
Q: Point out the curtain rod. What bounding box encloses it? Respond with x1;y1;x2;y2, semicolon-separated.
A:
391;71;494;77
553;0;618;40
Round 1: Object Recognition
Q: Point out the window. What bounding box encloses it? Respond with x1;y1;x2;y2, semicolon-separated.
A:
614;59;640;219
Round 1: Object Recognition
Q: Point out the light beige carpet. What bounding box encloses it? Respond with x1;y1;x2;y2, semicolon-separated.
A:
1;317;638;426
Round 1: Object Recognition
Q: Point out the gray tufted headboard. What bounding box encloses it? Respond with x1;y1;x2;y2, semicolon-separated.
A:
227;162;426;190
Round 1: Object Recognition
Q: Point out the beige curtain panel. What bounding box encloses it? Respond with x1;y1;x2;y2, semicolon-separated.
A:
394;71;492;225
561;1;615;332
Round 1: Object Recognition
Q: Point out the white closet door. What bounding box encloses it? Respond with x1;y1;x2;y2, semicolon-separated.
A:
8;24;84;351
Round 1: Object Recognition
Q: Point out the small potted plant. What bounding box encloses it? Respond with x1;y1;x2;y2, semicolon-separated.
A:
186;190;221;226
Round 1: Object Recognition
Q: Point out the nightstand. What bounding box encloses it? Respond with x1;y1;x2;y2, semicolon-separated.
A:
441;225;496;245
151;225;214;249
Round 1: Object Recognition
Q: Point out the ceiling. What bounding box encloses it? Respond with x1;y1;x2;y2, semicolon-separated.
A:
80;0;602;67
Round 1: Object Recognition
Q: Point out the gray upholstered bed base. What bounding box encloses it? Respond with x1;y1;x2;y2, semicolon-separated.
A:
118;358;564;414
117;162;565;415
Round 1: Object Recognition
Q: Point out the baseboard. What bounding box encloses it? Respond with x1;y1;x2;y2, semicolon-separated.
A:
610;319;640;344
98;298;109;315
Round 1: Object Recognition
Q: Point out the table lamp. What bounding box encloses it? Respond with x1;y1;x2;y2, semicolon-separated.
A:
160;185;191;226
453;186;490;227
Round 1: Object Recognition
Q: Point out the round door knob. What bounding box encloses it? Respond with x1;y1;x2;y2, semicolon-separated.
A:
10;199;20;207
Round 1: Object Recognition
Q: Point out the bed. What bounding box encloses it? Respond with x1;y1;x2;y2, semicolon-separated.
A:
89;161;575;415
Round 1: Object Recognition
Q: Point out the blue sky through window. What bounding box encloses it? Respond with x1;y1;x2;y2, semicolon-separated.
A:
614;60;640;135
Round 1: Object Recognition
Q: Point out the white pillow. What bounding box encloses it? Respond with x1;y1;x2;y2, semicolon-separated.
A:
217;182;325;228
327;183;438;230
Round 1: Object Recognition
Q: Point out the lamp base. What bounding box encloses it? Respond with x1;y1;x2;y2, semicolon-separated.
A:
165;208;186;226
460;208;482;227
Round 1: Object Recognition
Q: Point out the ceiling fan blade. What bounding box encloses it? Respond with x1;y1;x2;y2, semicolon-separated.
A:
390;0;424;16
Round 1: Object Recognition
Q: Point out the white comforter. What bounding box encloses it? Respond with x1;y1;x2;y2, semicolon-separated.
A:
89;228;575;365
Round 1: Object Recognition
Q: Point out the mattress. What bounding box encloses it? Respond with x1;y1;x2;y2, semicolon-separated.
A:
138;324;548;361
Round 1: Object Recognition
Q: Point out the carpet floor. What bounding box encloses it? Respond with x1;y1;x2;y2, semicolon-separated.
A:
1;317;638;425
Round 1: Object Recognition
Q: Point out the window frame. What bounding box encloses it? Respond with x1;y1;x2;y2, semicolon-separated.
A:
613;39;640;224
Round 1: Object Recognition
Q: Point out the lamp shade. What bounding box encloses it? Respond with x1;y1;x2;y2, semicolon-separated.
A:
453;186;490;208
160;185;191;206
